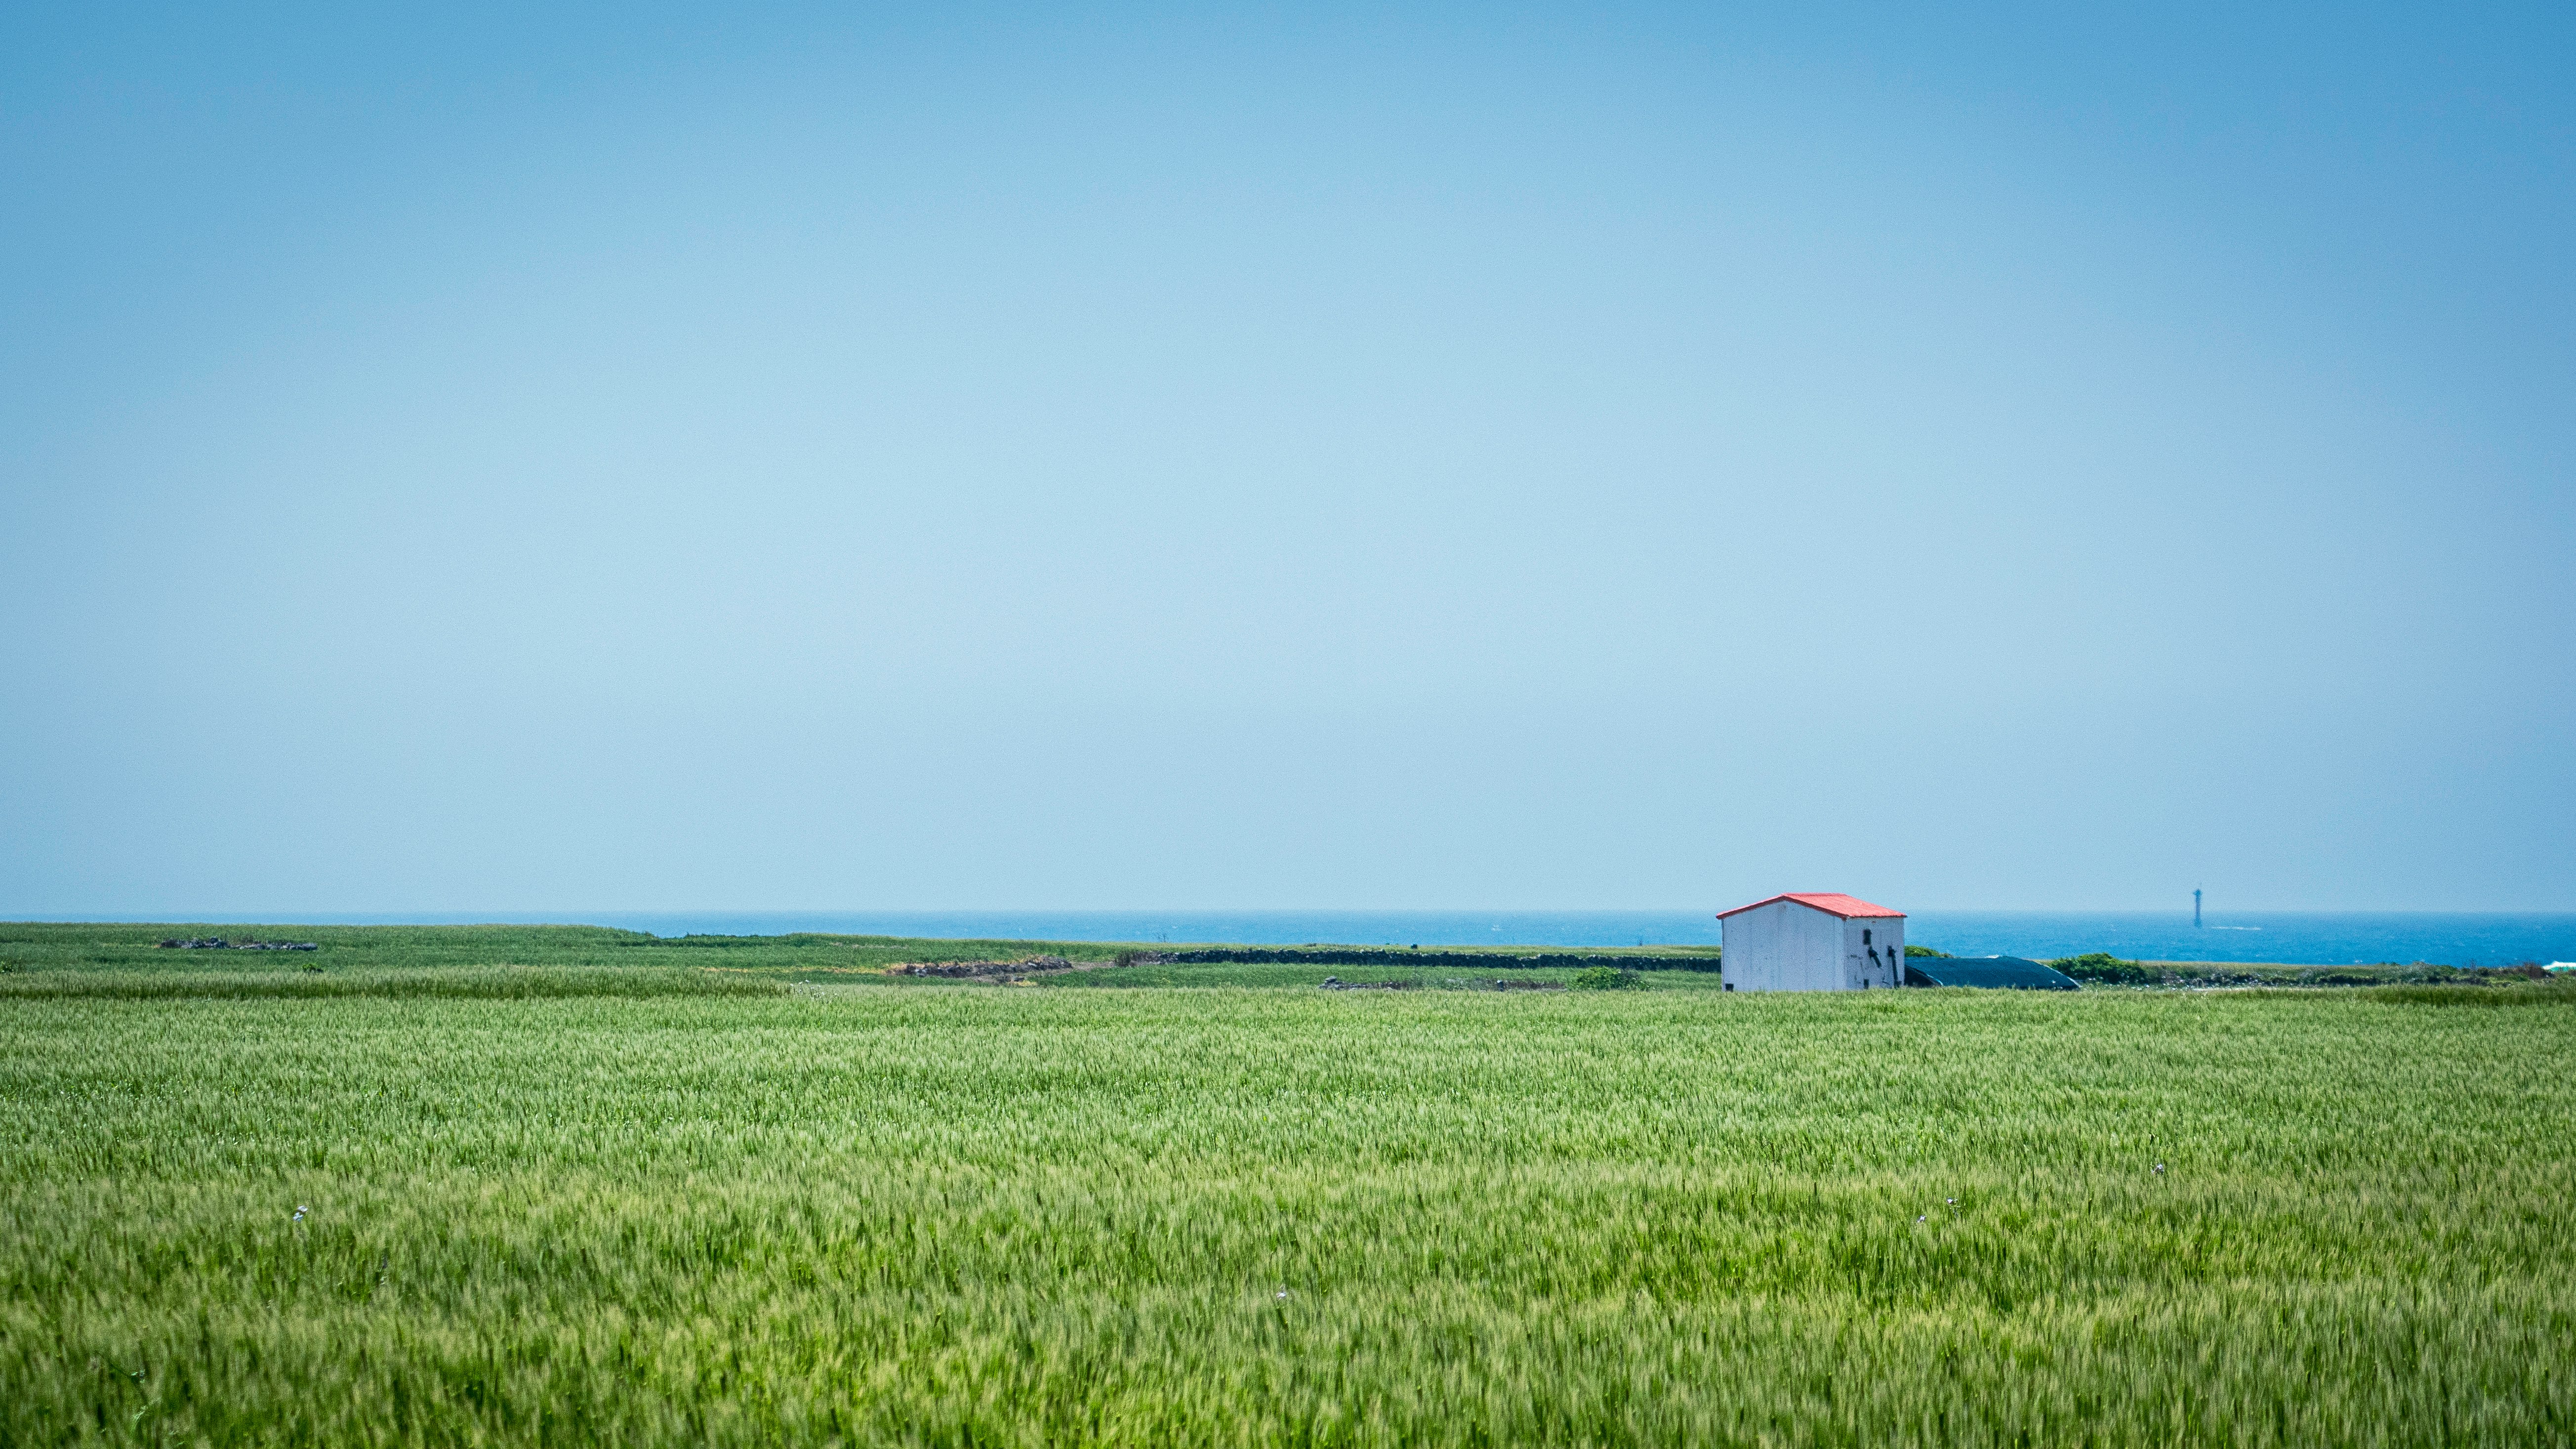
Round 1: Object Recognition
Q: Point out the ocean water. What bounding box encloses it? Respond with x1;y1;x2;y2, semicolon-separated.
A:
1897;911;2576;968
65;908;2576;967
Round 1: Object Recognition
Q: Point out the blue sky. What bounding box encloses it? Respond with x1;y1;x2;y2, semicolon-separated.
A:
3;2;2570;913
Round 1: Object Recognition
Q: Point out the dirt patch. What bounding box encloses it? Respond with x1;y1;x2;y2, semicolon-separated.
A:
887;955;1079;982
1320;976;1565;992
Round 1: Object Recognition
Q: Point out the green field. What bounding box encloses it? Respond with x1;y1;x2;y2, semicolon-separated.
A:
3;924;2573;1446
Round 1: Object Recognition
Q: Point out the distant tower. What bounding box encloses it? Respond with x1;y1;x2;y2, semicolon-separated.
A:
2194;889;2203;927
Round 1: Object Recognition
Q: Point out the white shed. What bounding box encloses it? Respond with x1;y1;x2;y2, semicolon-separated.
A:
1717;893;1906;992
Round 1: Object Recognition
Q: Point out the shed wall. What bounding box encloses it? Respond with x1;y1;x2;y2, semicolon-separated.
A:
1840;915;1905;989
1721;901;1844;991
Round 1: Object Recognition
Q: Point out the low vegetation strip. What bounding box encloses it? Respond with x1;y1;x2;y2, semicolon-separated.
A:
0;965;788;1000
2364;980;2576;1006
0;922;1125;982
1142;946;1723;970
2041;952;2562;988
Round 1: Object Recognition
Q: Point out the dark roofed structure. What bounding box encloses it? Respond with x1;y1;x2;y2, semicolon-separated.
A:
1904;956;2081;991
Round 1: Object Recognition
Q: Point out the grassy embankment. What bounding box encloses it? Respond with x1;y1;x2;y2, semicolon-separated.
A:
0;922;1725;995
3;922;2573;1446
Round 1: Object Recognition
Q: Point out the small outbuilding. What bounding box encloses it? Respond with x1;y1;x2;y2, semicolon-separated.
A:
1904;955;2081;990
1717;892;1905;992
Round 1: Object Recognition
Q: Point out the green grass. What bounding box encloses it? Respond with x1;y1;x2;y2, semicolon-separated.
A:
2049;953;2530;989
0;923;1738;996
0;920;1135;981
1035;961;1717;990
2;924;2573;1445
0;963;792;1000
2362;980;2576;1007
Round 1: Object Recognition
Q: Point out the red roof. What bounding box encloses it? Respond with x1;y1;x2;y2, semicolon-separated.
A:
1716;892;1905;921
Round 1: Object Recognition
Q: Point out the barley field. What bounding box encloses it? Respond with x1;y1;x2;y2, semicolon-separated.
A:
2;925;2572;1446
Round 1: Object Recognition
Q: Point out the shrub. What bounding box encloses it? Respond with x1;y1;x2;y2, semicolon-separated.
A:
2048;952;2163;985
1569;966;1642;991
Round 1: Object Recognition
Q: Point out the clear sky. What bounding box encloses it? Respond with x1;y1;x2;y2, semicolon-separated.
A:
3;2;2570;915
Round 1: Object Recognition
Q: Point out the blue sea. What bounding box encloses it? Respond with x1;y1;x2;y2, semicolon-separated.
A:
59;909;2576;967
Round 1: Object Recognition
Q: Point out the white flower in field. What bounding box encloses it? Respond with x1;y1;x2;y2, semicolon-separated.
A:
2154;1163;2165;1174
1277;1290;1290;1299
